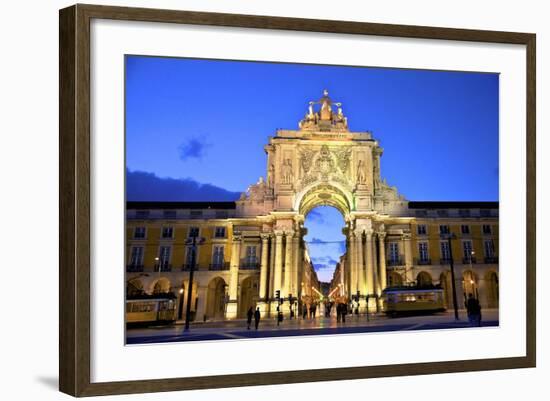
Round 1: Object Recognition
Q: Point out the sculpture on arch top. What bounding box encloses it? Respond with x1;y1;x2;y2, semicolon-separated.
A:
299;90;349;132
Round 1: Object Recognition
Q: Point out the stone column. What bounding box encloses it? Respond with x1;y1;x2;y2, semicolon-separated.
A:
258;234;270;301
348;230;356;294
195;286;208;322
272;230;284;297
292;236;300;296
378;232;387;291
283;230;294;298
226;233;242;319
355;229;365;296
403;233;414;283
365;230;374;295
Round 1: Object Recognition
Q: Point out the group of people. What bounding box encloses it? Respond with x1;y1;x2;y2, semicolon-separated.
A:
246;307;262;330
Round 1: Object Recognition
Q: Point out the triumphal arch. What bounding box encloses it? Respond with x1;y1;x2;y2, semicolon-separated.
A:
235;90;409;314
126;90;499;321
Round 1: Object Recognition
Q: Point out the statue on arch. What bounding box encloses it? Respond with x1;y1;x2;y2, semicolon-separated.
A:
357;159;367;185
282;159;294;184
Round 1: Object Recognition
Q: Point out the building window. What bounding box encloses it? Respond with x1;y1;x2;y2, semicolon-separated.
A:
484;240;495;257
135;210;150;219
163;210;177;219
415;210;428;217
161;226;173;239
482;224;492;234
389;243;399;263
130;246;144;266
214;227;226;238
215;211;229;219
437;209;449;217
439;225;450;235
463;240;474;260
440;241;451;261
190;210;203;219
459;209;471;218
461;225;470;234
245;246;258;265
417;225;427;235
418;242;429;261
480;209;492;217
188;227;200;238
212;246;224;266
158;246;171;268
134;226;146;239
185;246;196;267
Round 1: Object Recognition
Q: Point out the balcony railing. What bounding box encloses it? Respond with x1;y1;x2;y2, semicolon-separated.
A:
209;262;230;271
439;258;452;265
181;264;199;271
462;257;477;264
240;259;260;270
414;258;432;265
484;256;499;264
126;264;144;272
387;259;404;267
154;264;172;272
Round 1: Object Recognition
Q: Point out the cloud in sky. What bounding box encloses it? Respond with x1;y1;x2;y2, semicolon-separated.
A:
178;137;210;161
306;209;324;223
126;169;240;201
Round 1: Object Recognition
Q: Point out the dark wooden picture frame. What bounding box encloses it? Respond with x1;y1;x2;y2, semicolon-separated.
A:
59;3;536;397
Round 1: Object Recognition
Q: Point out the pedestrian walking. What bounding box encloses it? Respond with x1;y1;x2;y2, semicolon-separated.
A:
246;306;253;330
465;293;482;327
302;304;308;319
341;302;347;323
254;307;261;330
336;303;341;323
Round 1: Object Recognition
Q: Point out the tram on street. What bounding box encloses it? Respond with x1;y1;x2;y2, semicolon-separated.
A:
126;293;177;326
381;284;446;317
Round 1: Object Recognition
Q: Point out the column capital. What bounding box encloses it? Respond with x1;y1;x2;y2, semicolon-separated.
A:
364;228;374;239
377;231;387;240
285;230;295;238
274;229;285;238
232;234;242;242
354;228;364;237
402;232;412;240
260;233;271;241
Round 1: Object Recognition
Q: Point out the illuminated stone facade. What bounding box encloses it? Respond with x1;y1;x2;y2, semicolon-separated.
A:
126;91;499;320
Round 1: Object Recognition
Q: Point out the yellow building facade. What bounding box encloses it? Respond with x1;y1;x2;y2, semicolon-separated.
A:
126;90;498;321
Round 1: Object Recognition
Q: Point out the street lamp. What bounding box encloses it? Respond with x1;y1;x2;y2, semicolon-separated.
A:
183;234;205;332
442;233;460;321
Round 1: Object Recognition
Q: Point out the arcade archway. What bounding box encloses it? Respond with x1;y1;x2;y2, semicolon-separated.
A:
205;277;227;320
303;205;347;309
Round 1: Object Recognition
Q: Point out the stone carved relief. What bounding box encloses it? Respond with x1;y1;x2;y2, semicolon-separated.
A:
299;145;353;189
299;148;315;175
334;147;352;174
281;159;294;184
356;159;367;184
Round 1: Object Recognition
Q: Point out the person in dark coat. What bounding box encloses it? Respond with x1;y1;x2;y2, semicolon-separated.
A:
254;307;261;330
465;293;482;326
341;303;348;323
336;303;342;323
246;306;254;330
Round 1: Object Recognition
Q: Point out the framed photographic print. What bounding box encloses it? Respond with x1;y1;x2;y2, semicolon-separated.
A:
59;4;536;397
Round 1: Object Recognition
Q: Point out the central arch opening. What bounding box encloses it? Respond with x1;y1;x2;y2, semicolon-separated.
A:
303;205;347;316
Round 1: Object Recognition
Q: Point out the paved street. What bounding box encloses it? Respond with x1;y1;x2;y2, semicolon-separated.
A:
126;309;498;344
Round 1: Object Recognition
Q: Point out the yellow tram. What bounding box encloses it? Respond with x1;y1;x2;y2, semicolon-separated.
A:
381;285;446;317
126;293;177;326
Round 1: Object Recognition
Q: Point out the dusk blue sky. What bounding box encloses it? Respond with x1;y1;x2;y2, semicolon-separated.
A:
126;55;499;282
